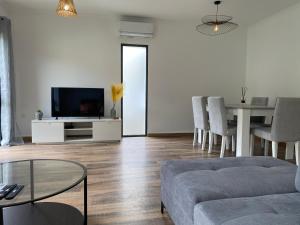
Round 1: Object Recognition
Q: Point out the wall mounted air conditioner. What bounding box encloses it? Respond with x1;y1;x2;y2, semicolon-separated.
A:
119;21;154;38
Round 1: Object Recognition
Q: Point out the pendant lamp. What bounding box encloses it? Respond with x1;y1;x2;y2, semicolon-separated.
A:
56;0;77;17
196;1;238;36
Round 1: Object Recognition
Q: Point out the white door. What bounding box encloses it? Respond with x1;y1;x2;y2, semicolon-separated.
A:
122;45;148;136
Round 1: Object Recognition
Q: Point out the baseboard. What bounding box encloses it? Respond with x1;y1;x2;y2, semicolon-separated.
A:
23;134;192;143
147;133;193;137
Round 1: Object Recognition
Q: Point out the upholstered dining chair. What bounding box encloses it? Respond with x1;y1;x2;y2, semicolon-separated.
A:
207;97;236;158
192;96;209;150
250;98;300;165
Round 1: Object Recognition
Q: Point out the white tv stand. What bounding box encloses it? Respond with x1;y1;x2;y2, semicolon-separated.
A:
32;118;121;144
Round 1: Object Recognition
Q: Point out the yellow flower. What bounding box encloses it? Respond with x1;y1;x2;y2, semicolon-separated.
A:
111;83;123;103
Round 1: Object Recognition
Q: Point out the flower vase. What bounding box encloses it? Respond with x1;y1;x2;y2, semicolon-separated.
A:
35;111;43;120
110;104;117;119
241;87;247;104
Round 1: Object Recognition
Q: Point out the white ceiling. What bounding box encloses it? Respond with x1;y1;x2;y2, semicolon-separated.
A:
4;0;300;25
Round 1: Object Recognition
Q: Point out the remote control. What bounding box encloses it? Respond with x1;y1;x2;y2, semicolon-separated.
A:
0;184;17;199
5;185;24;200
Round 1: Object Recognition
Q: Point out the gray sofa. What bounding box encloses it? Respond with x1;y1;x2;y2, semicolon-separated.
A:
160;157;300;225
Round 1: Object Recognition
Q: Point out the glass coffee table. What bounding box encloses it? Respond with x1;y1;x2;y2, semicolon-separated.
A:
0;159;87;225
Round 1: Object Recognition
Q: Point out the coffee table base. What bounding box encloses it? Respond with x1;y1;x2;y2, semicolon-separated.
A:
2;202;84;225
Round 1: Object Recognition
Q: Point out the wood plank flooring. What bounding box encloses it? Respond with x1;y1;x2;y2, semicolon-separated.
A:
0;136;293;225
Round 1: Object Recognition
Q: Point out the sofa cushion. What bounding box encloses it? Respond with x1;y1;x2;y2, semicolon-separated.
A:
222;214;300;225
194;193;300;225
296;166;300;192
160;157;297;225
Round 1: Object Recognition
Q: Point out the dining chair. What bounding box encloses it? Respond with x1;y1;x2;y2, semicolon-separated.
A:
192;96;209;150
207;97;236;158
250;98;300;165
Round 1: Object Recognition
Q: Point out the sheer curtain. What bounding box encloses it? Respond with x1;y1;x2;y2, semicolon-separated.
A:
0;17;23;146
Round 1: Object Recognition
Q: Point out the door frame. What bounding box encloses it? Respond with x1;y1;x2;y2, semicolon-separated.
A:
121;43;148;137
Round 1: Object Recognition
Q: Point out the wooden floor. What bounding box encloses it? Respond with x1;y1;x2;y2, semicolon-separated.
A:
0;136;293;225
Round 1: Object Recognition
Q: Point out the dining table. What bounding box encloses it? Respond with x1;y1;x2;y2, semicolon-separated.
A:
226;104;275;157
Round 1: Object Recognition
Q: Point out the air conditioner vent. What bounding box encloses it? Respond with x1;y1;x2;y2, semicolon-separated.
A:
120;21;154;38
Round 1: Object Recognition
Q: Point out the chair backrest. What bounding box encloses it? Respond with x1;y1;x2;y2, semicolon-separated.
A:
271;98;300;142
207;97;228;136
251;97;269;106
192;96;209;130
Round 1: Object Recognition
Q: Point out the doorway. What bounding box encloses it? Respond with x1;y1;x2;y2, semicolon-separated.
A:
121;44;148;137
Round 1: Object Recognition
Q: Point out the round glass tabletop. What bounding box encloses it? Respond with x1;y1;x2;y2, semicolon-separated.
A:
0;159;87;208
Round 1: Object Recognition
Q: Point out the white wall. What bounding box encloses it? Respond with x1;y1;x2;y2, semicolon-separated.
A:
0;1;8;16
147;21;247;133
12;13;121;136
10;9;247;136
246;3;300;105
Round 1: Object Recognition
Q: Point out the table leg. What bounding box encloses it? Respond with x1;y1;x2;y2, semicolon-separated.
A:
236;109;251;157
295;142;300;166
84;176;87;225
285;142;295;160
0;207;3;225
30;160;35;202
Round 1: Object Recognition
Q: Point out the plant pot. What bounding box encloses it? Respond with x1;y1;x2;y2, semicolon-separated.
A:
35;111;43;120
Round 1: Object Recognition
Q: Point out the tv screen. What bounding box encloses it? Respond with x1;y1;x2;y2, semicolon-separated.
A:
51;87;104;118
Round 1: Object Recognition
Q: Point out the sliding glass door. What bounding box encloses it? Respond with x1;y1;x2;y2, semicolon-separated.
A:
121;44;148;137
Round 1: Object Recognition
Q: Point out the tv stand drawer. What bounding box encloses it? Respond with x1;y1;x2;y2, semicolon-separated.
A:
93;121;121;141
32;122;64;143
31;119;121;144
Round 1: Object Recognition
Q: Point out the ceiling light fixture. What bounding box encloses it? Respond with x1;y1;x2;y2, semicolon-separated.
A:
56;0;77;17
196;1;238;36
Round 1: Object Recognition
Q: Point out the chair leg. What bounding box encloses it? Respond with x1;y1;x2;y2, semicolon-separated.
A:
161;201;165;214
272;141;278;158
220;136;226;158
261;139;265;155
213;134;218;145
193;128;197;146
202;131;207;150
261;139;265;149
198;129;202;145
264;141;269;156
295;142;300;166
285;142;295;160
225;136;230;150
208;131;213;153
250;134;254;156
232;135;236;152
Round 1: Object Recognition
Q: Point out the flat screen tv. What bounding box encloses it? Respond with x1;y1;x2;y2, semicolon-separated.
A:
51;87;104;118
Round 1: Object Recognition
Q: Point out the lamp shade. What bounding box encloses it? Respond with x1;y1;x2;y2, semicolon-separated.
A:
196;1;238;36
56;0;77;17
